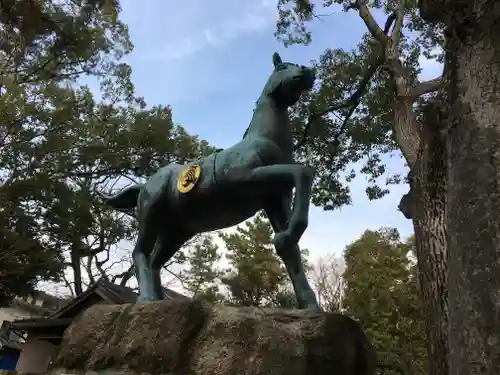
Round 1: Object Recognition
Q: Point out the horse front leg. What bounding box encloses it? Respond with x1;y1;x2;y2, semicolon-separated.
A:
247;164;314;248
264;197;320;311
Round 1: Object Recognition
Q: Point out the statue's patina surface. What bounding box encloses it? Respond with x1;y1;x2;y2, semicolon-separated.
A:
103;53;320;310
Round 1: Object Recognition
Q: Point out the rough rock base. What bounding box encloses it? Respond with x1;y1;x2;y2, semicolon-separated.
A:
50;299;376;375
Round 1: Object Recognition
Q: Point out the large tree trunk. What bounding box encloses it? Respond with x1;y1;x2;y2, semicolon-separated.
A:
444;1;500;373
400;102;449;375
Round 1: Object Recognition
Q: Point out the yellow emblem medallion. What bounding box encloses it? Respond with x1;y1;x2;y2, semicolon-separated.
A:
178;164;201;193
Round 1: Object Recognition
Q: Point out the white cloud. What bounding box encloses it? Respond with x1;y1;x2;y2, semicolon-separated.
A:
151;1;277;62
418;55;443;81
203;29;217;46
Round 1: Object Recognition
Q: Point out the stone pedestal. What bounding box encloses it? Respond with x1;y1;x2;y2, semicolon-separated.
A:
49;299;376;375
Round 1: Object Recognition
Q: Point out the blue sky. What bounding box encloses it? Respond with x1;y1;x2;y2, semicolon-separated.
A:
116;0;441;262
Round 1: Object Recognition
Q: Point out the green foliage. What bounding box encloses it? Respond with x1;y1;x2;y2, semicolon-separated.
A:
343;228;428;374
179;235;224;303
0;0;132;85
219;213;298;307
0;0;132;301
0;197;63;306
274;0;443;210
0;81;213;296
0;0;215;299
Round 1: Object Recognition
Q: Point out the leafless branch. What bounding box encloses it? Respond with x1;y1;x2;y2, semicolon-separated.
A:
103;258;129;275
384;12;397;34
82;256;96;284
94;252;109;277
61;274;75;297
309;255;344;312
411;76;443;98
114;265;135;286
162;266;186;289
70;167;123;178
391;0;406;47
120;173;142;185
347;0;388;43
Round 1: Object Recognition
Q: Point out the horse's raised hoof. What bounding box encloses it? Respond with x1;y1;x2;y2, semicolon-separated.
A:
272;231;295;250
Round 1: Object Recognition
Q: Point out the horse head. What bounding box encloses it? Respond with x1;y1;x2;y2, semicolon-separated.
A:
262;52;315;108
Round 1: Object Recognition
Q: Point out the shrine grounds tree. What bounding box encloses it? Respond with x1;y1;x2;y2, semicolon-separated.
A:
274;1;448;373
343;229;427;375
219;213;288;307
0;0;133;302
0;0;214;300
178;234;224;303
308;254;344;312
419;0;500;373
34;86;214;296
219;213;309;308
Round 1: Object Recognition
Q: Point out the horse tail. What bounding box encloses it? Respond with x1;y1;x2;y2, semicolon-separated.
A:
101;184;144;210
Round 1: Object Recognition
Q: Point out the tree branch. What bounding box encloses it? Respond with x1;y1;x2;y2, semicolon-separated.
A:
347;0;388;43
61;274;75;297
411;76;443;98
296;52;384;150
295;10;399;151
391;0;406;47
83;256;96;284
112;265;135;286
398;190;413;219
163;266;186;289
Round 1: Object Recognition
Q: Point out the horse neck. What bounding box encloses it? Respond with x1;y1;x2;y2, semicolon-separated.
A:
245;95;294;155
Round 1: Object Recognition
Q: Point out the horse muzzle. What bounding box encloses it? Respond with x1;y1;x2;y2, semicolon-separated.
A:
294;68;315;90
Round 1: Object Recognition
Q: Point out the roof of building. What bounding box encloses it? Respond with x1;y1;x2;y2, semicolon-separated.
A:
8;299;54;317
10;278;189;338
6;290;69;318
29;290;70;310
0;321;22;351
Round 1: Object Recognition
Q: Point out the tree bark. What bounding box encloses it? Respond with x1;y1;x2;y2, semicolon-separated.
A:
387;45;449;375
351;4;450;373
443;1;500;373
385;46;449;375
71;240;83;296
407;102;449;375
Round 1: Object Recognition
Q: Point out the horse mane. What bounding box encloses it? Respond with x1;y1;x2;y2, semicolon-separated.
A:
242;125;250;139
242;100;260;140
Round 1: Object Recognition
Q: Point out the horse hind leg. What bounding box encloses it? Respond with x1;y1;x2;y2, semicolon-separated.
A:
149;228;189;300
147;239;165;300
133;206;159;302
132;231;157;302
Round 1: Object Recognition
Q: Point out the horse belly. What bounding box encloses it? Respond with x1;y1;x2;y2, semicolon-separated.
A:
186;194;263;233
166;149;272;233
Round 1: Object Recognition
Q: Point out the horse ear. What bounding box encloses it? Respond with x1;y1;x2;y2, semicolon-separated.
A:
272;52;282;67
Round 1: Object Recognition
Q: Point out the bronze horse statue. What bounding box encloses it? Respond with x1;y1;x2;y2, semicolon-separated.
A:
103;52;320;310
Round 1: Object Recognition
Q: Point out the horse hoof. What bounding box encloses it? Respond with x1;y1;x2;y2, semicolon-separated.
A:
273;232;293;250
305;304;323;313
136;295;156;303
